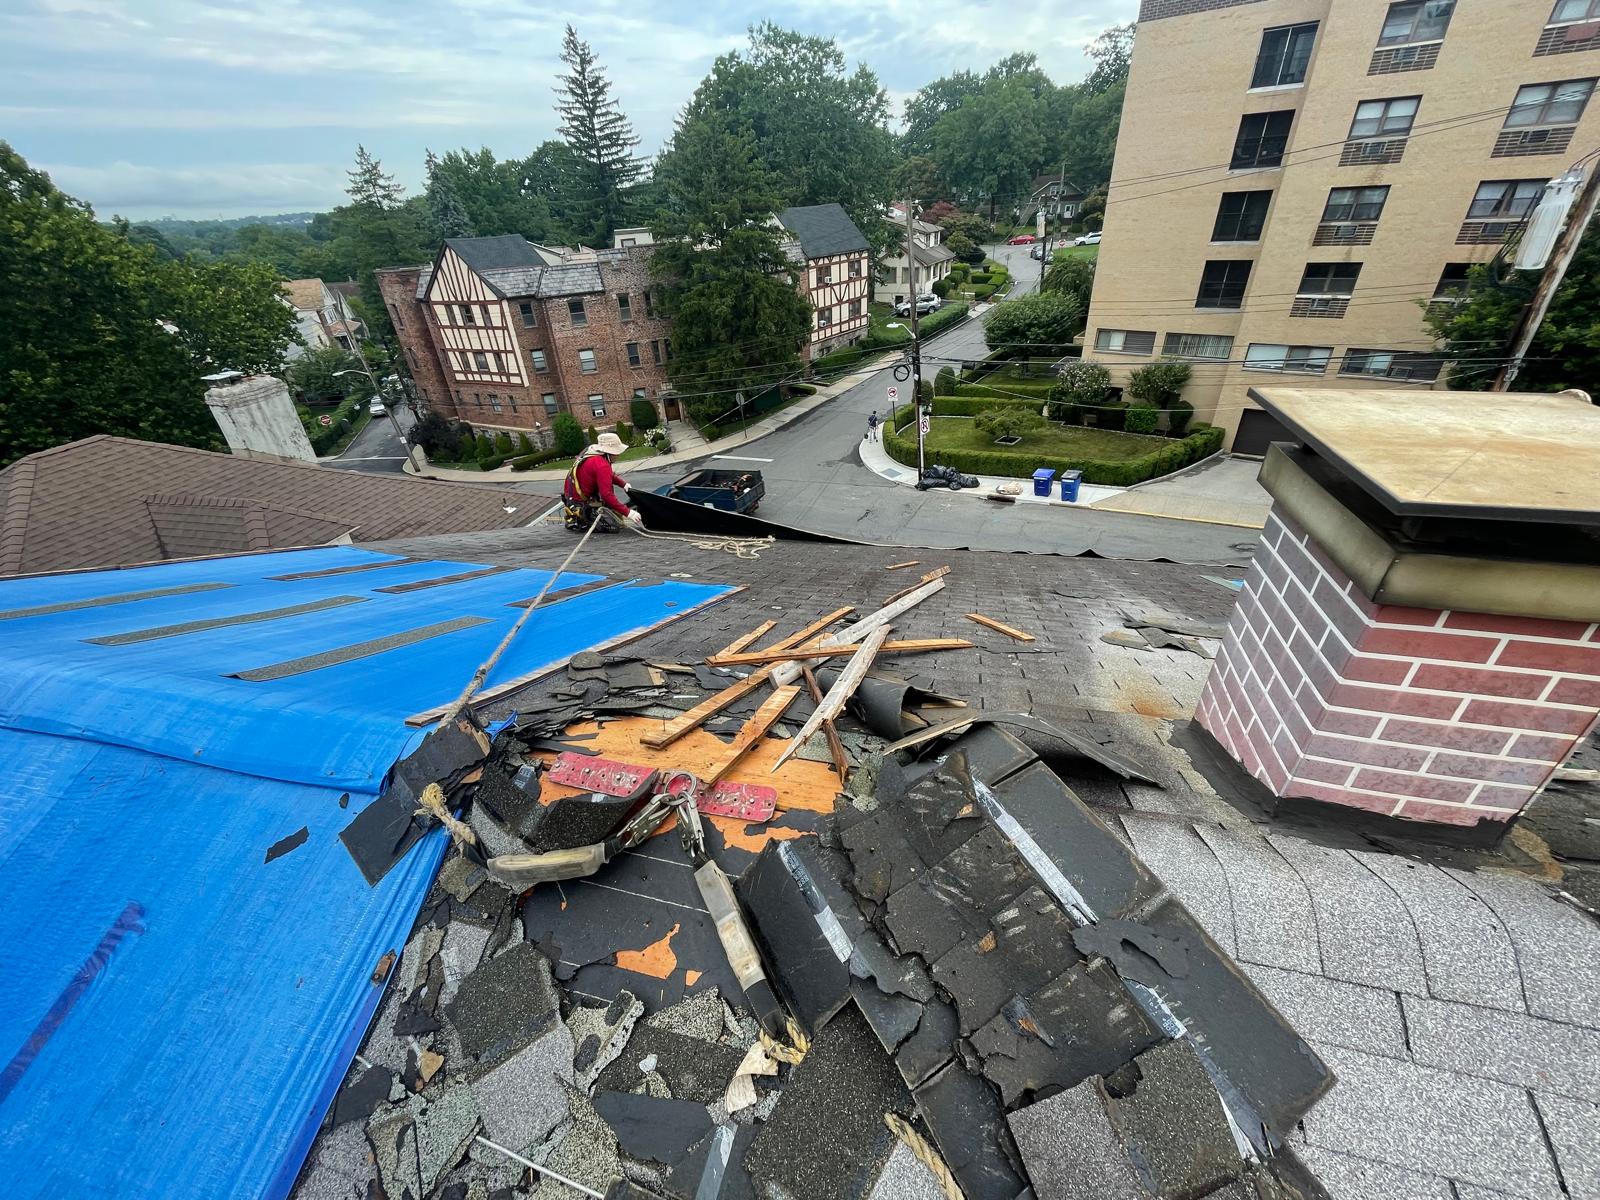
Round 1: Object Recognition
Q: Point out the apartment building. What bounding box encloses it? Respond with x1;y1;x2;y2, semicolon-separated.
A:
1085;0;1600;452
376;236;673;441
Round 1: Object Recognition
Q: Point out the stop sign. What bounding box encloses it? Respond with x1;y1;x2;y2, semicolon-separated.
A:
318;415;332;427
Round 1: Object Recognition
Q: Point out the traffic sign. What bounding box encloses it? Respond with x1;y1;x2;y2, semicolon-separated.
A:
919;415;930;435
318;415;332;427
886;386;898;403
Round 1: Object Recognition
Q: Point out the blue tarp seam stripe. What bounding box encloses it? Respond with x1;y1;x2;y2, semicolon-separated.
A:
84;595;370;646
229;615;494;682
0;581;234;621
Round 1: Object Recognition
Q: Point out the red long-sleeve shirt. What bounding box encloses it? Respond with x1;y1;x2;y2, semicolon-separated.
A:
566;451;630;516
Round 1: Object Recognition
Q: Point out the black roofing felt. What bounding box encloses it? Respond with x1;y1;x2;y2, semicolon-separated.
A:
443;234;541;272
777;203;871;259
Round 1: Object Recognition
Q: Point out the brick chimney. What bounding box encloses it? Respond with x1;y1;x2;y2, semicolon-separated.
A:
1197;389;1600;833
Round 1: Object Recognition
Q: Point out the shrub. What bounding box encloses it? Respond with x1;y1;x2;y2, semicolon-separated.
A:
1128;359;1192;407
948;263;970;283
1050;360;1111;424
930;278;951;299
1167;399;1195;436
1125;404;1160;435
516;432;535;455
509;449;564;471
1093;399;1129;431
882;419;1223;487
968;283;997;301
493;431;515;456
551;412;585;455
615;421;632;442
408;411;475;462
1042;256;1096;311
934;367;956;396
703;422;722;441
630;398;660;430
916;301;969;339
946;231;980;263
975;406;1046;441
585;424;598;444
983;291;1085;355
916;379;933;403
473;432;494;460
478;454;506;471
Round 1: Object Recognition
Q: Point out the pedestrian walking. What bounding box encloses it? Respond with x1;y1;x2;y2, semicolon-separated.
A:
866;410;880;443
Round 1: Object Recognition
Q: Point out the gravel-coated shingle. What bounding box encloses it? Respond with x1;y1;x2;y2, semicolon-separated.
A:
1401;995;1600;1104
1243;963;1409;1061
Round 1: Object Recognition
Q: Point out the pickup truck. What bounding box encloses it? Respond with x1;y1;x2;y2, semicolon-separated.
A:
654;468;765;514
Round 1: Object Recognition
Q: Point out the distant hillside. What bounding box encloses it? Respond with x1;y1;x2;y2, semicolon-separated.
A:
137;212;322;234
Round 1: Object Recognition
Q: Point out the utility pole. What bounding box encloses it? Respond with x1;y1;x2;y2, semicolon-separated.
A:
906;198;926;475
1492;164;1600;390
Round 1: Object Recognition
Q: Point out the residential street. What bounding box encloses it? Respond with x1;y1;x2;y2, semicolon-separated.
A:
320;402;415;474
627;242;1260;565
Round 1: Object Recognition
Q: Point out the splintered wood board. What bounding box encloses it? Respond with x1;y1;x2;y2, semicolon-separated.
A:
529;716;841;854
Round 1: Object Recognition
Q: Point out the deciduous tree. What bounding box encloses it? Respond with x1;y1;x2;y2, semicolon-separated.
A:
983;292;1085;355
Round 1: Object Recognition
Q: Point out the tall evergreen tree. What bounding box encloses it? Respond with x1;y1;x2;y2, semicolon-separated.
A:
650;111;811;428
346;144;403;210
329;145;429;336
554;25;643;245
424;150;475;241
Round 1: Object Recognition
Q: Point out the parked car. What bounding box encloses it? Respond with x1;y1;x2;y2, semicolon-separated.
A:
894;293;942;317
1007;234;1037;245
1029;244;1046;260
1074;231;1103;246
368;398;387;416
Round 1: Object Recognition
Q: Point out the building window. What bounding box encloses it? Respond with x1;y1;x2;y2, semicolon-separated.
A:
588;395;606;418
406;347;417;366
818;307;833;328
1195;260;1252;309
617;292;633;321
848;299;862;319
1340;349;1445;381
664;338;671;360
1252;23;1319;88
1432;262;1472;300
849;257;863;278
518;301;537;328
1379;1;1454;46
643;289;655;317
578;349;598;374
633;387;647;401
390;307;405;330
459;304;476;326
542;393;558;414
1323;186;1390;222
1551;0;1600;23
1244;344;1332;373
1507;79;1596;127
1231;111;1294;169
1297;262;1362;295
1162;333;1234;360
626;342;641;367
818;265;833;285
1468;179;1547;219
650;340;662;365
568;298;588;327
1350;95;1420;138
530;348;548;373
1213;191;1272;240
487;394;502;413
1094;329;1157;355
472;351;490;371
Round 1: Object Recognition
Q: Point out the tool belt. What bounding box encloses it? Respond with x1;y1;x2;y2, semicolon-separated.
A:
561;450;604;531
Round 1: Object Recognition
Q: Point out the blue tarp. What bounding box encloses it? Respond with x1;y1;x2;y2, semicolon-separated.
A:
0;546;732;1198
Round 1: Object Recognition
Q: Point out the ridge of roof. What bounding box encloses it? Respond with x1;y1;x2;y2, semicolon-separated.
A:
777;204;870;260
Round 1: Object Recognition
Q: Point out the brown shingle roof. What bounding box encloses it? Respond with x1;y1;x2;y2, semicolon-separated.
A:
282;279;326;311
0;436;540;577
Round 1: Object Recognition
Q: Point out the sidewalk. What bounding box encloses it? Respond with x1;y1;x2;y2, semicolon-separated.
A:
856;432;1126;508
403;362;890;485
1087;454;1271;529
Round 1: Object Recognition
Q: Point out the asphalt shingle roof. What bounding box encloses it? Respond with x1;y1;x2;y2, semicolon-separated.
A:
0;437;541;577
777;204;870;260
443;235;543;274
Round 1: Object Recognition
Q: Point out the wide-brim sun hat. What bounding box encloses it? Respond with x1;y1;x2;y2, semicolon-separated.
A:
594;432;628;455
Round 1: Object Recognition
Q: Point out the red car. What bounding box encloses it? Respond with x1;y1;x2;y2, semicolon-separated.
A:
1007;235;1036;245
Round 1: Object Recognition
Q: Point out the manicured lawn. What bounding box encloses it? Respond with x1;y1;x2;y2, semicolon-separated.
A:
1051;244;1100;262
534;444;656;473
868;302;913;345
923;416;1165;463
980;361;1065;386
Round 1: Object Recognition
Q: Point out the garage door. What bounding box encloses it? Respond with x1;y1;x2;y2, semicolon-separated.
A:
1233;409;1293;457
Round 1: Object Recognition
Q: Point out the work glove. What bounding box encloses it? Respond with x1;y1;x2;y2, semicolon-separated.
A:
626;508;644;528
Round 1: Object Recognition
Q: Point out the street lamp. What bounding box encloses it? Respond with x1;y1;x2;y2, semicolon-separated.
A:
333;364;407;447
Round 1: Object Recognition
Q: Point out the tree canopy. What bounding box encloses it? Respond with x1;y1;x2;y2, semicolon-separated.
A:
1;143;297;465
983;291;1087;355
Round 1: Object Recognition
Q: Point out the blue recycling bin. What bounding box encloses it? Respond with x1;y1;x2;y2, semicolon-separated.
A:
1032;468;1056;497
1059;470;1083;503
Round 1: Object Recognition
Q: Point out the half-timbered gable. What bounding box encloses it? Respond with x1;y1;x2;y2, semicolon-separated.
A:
776;204;872;359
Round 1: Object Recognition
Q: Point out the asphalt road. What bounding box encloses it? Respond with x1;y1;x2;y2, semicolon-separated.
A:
629;243;1258;566
320;403;415;474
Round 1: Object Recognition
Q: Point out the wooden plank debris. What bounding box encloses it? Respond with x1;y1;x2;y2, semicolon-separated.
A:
713;619;778;660
771;577;949;687
639;668;773;749
884;561;920;571
883;565;950;608
706;686;801;784
773;627;890;771
801;666;851;781
965;613;1035;642
708;638;973;669
762;607;855;655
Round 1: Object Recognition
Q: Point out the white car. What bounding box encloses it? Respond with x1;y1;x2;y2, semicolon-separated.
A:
368;398;387;417
1074;231;1102;247
894;293;941;317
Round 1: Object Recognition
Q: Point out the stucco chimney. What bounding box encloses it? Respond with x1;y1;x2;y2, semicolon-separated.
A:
1196;389;1600;834
204;373;317;463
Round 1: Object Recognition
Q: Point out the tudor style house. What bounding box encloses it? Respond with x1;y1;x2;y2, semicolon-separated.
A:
775;204;871;360
376;236;674;440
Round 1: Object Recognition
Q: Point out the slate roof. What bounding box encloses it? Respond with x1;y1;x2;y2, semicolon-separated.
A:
351;521;1600;1200
444;235;543;274
0;437;539;577
777;204;871;260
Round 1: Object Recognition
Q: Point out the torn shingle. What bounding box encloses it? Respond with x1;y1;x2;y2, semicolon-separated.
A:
444;942;560;1069
1100;1040;1242;1199
1007;1081;1148;1200
591;1091;713;1168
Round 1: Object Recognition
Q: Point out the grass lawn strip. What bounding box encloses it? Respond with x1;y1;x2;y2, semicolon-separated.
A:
924;416;1165;463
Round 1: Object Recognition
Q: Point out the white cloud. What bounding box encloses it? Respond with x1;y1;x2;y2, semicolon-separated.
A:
39;160;350;218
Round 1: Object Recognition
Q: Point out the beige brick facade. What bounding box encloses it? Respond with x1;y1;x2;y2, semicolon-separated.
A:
1089;0;1600;451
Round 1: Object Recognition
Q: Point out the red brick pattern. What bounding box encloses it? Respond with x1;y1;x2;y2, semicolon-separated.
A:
1197;511;1600;828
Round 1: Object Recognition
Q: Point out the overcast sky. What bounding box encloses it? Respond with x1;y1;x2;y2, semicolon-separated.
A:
0;0;1136;221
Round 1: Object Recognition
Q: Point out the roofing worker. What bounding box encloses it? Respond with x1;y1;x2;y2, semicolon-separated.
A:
562;431;645;533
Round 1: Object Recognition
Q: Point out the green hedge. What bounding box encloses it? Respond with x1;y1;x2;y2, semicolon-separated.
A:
967;283;997;301
915;301;969;340
509;449;566;472
882;419;1225;487
931;395;1038;417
